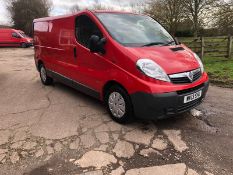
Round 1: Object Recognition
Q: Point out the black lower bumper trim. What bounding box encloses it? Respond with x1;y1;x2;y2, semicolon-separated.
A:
130;81;209;120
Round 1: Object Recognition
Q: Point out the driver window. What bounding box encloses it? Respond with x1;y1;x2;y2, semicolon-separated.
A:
75;15;103;48
12;32;19;38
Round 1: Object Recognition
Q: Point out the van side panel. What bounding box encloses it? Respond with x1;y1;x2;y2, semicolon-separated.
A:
50;17;75;78
33;12;157;100
33;12;146;100
0;29;20;47
34;22;53;70
34;17;75;76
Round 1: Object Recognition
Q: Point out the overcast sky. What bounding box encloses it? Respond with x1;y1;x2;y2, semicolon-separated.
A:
0;0;138;25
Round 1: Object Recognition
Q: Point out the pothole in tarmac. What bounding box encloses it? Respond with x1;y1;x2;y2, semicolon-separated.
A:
190;109;219;134
24;164;51;175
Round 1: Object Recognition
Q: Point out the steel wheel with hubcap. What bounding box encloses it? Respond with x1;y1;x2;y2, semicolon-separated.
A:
108;92;126;118
105;85;133;123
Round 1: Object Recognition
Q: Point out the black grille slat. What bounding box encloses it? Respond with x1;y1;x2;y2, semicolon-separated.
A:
177;99;201;112
166;98;203;115
172;78;189;83
177;83;204;95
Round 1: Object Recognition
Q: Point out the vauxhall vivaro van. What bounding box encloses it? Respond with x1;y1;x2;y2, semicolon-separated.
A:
33;10;209;123
0;29;33;48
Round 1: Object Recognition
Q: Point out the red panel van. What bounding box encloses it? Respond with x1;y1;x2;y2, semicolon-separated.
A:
0;29;33;48
33;10;209;123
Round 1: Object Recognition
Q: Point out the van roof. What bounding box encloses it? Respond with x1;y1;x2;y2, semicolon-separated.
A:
33;10;141;22
0;28;23;32
92;10;139;15
33;14;74;22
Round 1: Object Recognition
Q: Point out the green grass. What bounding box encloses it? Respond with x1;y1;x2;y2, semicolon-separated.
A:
203;57;233;88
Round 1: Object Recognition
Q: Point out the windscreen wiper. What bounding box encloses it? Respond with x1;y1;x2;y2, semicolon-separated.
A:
162;40;176;46
142;42;165;47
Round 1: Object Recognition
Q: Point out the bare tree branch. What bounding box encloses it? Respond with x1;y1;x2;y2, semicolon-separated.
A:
6;0;52;36
145;0;185;35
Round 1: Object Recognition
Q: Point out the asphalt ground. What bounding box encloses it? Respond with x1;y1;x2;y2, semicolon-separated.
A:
0;48;232;175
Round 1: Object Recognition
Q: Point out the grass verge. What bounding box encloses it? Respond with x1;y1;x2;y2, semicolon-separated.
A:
203;57;233;88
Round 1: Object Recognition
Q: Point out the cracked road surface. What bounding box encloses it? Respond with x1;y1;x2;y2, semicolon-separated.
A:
0;48;233;175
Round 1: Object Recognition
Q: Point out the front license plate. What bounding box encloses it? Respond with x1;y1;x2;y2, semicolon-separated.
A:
184;90;202;104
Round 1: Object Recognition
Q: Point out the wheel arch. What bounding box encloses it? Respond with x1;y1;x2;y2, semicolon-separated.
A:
102;80;129;100
37;60;44;71
20;42;27;48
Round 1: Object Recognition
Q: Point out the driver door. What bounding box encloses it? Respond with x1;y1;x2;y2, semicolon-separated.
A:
11;32;21;47
70;14;105;96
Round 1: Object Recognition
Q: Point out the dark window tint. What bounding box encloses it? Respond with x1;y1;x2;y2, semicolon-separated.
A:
75;15;103;48
12;32;19;38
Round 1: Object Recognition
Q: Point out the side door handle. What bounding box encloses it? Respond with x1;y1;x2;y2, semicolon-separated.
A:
74;47;77;59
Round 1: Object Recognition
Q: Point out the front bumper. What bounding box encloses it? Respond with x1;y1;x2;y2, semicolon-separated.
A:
130;81;209;120
27;42;33;47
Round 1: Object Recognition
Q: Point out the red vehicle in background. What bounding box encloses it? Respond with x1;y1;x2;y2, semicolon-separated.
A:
0;28;33;48
33;10;209;123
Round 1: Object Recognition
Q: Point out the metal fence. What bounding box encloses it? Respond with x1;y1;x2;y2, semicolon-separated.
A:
178;36;232;60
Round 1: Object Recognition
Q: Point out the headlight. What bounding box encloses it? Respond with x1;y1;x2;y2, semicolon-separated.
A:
194;53;204;73
136;59;170;82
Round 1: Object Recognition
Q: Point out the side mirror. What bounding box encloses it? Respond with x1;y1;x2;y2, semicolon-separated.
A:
89;35;106;54
175;37;181;45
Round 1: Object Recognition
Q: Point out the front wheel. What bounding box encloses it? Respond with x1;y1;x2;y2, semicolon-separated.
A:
39;64;53;85
105;85;134;124
21;43;27;48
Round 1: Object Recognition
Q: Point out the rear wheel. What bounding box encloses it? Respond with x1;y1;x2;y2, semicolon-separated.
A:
105;85;134;123
21;43;27;48
39;64;53;85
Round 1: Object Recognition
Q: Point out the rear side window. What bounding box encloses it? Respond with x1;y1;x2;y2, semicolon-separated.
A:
75;15;103;48
34;22;49;32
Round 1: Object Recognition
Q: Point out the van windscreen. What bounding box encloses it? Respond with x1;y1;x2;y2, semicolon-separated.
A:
19;32;29;38
95;13;175;47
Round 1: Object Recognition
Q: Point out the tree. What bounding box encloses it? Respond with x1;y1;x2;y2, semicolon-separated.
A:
70;1;113;13
130;0;147;14
6;0;52;36
0;25;12;28
213;0;233;35
183;0;218;37
70;4;81;13
145;0;185;35
91;3;114;10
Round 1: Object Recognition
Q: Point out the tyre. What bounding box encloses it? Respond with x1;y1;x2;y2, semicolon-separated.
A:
21;43;27;48
105;85;134;123
39;64;53;85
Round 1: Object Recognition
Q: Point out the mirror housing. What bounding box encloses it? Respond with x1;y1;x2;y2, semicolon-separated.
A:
175;37;181;45
89;35;106;54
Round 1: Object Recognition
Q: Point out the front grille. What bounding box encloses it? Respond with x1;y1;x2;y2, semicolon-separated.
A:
169;68;202;84
177;83;204;95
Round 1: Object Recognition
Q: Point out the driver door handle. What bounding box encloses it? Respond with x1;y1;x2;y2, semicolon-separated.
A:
74;47;77;59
